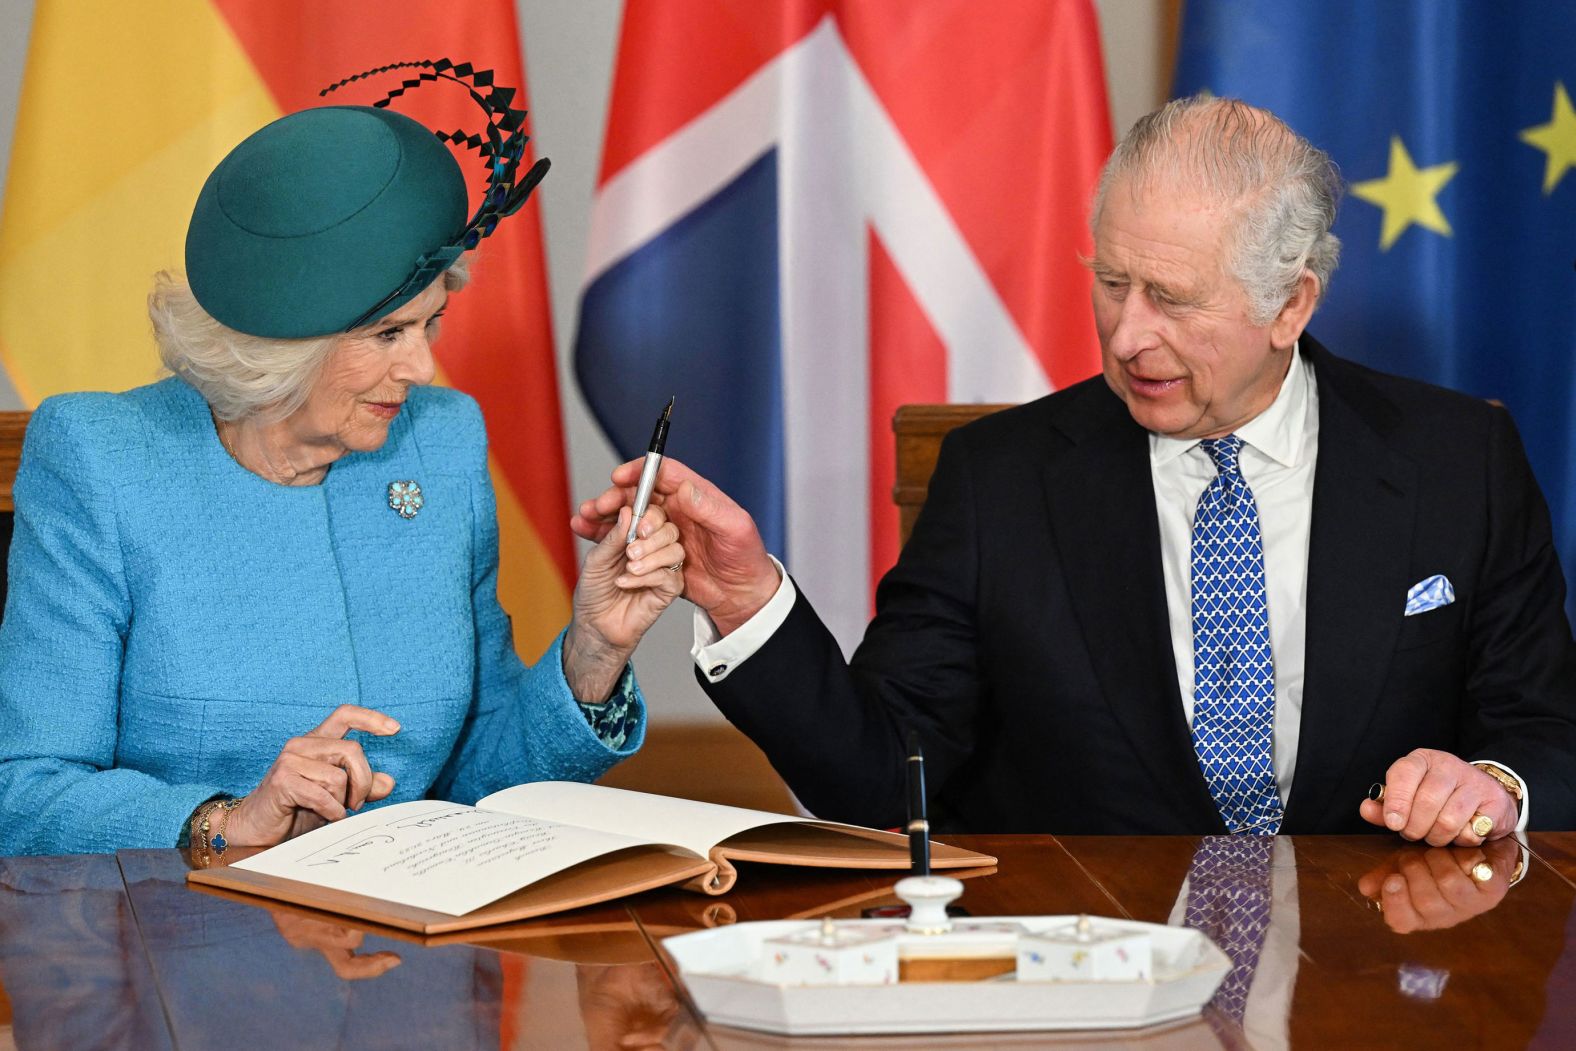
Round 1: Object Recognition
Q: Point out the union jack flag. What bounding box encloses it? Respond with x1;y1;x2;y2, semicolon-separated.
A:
574;0;1113;648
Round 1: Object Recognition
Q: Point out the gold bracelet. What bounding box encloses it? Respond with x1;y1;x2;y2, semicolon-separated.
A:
211;797;244;856
190;800;218;867
191;797;244;868
1472;762;1524;806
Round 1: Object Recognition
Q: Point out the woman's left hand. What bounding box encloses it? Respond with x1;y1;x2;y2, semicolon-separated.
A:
563;504;685;702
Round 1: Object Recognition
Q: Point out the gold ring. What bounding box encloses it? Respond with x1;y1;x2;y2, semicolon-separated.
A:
666;562;683;573
1470;814;1494;837
1470;861;1495;883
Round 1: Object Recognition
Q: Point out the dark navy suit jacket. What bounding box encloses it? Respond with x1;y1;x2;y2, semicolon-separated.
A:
703;336;1576;833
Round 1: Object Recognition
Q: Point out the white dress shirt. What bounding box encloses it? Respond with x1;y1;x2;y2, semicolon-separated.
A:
692;555;798;681
694;346;1529;827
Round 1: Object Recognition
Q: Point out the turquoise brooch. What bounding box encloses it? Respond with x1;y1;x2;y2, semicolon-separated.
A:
388;480;424;519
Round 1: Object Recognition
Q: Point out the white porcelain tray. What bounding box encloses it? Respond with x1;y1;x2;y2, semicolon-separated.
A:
662;916;1230;1036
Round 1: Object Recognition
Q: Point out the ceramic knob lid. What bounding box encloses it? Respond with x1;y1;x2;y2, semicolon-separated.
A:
893;875;964;934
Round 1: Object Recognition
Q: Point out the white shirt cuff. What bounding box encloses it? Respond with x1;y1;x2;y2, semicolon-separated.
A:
691;556;797;683
1473;758;1530;832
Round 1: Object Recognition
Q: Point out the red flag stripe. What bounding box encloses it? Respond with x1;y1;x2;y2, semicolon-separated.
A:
867;230;948;609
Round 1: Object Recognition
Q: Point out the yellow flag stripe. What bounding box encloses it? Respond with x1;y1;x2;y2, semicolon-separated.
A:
0;0;277;402
1;0;270;249
491;455;575;661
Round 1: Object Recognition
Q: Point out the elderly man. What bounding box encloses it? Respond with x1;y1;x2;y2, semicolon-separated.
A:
577;96;1576;840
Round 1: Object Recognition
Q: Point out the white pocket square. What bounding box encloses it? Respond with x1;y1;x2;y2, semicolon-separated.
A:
1404;574;1455;616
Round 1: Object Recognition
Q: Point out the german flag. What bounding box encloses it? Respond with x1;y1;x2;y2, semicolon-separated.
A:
0;0;574;656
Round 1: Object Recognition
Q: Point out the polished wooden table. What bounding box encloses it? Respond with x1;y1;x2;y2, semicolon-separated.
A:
1;834;1573;1049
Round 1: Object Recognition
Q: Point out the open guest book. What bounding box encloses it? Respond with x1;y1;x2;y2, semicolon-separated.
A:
186;782;996;934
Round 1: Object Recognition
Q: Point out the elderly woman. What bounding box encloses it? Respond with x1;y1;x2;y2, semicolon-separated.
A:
0;91;684;856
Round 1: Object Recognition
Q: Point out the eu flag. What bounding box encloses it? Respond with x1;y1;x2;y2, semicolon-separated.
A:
1176;2;1576;618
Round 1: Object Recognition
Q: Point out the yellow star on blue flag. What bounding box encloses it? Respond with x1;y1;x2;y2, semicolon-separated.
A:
1350;137;1460;251
1520;82;1576;195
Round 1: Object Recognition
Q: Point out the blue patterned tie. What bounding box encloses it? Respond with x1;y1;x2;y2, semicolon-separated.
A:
1191;435;1283;835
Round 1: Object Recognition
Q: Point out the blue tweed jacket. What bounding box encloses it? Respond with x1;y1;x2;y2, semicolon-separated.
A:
0;377;644;855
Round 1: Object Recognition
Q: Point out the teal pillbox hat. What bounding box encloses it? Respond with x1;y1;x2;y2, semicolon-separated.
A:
185;105;469;339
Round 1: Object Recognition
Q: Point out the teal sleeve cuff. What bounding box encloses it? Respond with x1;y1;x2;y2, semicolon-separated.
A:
577;664;641;751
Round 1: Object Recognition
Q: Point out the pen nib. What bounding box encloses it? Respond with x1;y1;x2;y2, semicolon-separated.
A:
663;396;674;421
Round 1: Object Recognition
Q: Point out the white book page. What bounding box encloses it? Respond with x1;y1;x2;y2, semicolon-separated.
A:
230;800;654;916
476;782;811;859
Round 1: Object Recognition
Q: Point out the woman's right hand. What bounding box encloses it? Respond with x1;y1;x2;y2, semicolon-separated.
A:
571;456;781;637
224;704;400;848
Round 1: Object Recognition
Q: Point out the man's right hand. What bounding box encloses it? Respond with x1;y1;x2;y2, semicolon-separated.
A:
224;704;400;848
571;456;781;636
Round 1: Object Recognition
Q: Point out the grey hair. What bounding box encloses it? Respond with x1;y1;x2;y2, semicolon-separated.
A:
150;254;473;422
1092;95;1342;326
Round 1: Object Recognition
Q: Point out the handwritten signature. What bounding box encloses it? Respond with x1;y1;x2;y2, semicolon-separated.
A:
305;834;396;867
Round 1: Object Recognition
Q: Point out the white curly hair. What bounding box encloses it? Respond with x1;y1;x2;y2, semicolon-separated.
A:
149;253;472;422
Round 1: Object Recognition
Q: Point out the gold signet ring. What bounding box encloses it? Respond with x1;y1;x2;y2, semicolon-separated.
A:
1470;814;1494;837
1367;783;1386;802
1470;861;1495;883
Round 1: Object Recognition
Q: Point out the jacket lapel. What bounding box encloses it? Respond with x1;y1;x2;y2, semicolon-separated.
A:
1042;388;1225;831
1282;342;1417;829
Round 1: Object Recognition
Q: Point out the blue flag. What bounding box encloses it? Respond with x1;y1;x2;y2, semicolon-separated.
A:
1176;1;1576;619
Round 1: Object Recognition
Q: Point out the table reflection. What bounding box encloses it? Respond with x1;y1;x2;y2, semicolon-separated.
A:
120;852;505;1051
0;853;173;1050
5;837;1572;1050
575;962;681;1051
268;910;405;981
1170;836;1300;1049
1355;837;1523;933
1168;835;1561;1050
1;849;702;1051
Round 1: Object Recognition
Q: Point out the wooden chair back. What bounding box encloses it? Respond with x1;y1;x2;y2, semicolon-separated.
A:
892;404;1011;547
0;411;29;513
0;411;29;617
